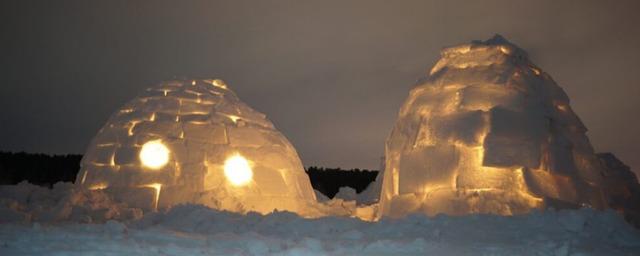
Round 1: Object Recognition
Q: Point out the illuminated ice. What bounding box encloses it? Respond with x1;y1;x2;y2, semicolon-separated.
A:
78;79;316;214
379;35;626;218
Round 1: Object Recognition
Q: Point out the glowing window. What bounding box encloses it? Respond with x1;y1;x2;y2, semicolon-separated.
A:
139;140;170;169
224;154;253;186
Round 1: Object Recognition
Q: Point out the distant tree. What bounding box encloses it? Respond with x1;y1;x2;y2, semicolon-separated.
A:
305;166;378;198
0;151;380;198
0;151;82;187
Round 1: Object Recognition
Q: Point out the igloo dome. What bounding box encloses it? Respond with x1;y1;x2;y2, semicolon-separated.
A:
379;36;613;218
77;79;316;214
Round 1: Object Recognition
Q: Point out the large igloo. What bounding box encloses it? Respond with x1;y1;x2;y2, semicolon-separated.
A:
379;35;618;218
77;79;316;214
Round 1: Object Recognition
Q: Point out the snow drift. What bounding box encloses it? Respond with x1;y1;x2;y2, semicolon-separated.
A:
379;35;640;220
2;194;640;255
78;79;316;215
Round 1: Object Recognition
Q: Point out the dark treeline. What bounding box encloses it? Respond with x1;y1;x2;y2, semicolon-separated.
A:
305;166;378;199
0;151;82;187
0;152;379;198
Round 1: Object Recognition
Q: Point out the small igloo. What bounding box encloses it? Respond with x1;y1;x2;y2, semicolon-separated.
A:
78;79;316;214
379;35;615;218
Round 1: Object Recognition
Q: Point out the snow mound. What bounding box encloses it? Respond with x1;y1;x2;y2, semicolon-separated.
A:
0;180;375;223
379;35;640;219
1;203;639;255
356;171;383;205
598;153;640;226
78;79;316;215
0;182;142;223
334;186;357;201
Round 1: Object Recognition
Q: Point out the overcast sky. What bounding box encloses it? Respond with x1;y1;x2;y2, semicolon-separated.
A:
1;0;639;176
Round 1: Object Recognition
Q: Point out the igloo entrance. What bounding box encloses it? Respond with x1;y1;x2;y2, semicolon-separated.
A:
78;79;316;214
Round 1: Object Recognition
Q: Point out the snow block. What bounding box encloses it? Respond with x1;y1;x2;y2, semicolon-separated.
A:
398;145;459;194
483;107;546;169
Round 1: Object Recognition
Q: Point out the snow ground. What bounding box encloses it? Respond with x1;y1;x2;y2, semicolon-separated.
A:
1;204;639;255
1;183;640;255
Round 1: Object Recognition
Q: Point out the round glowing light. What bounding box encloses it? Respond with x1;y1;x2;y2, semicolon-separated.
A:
139;140;170;169
224;155;253;186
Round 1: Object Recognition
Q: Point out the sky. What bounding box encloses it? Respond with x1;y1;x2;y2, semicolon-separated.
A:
1;0;639;176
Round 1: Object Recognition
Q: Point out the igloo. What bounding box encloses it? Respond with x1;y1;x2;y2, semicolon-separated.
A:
77;79;316;214
379;35;617;218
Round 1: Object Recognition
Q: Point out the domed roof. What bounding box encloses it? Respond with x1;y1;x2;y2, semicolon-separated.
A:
78;79;316;214
379;36;608;218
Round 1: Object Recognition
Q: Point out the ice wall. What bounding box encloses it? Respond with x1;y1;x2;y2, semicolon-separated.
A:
379;35;612;218
78;79;316;214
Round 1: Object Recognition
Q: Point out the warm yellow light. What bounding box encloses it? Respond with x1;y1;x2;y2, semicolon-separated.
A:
140;140;170;169
140;183;163;211
227;115;241;123
556;104;568;112
224;154;253;186
89;183;108;190
212;79;228;89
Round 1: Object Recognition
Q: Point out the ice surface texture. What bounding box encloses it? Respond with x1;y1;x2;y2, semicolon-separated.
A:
379;35;635;218
78;79;316;214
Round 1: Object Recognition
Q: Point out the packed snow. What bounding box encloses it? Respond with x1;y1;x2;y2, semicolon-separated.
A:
1;182;640;255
